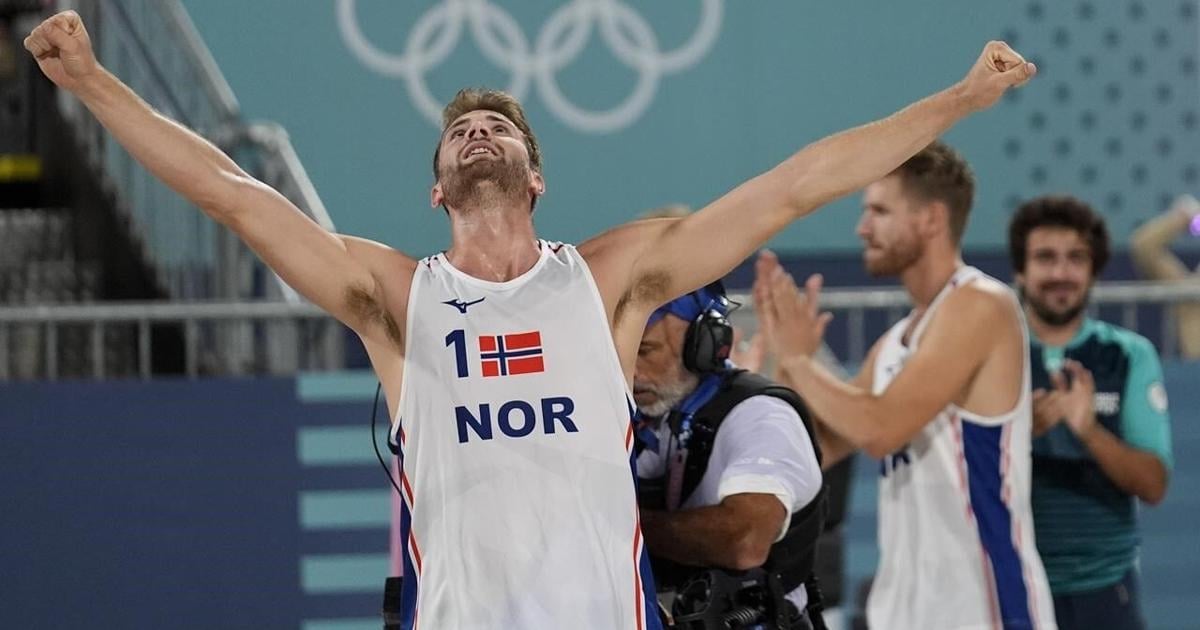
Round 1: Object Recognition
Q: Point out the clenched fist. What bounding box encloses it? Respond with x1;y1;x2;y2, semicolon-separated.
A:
959;41;1037;112
24;10;99;92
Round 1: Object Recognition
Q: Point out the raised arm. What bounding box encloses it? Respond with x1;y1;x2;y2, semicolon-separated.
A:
1129;195;1200;357
25;12;408;345
585;42;1035;322
758;264;1022;458
1130;195;1199;281
807;341;879;470
752;250;861;469
792;288;1023;458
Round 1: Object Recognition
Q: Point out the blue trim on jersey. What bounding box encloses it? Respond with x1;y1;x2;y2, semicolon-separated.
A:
394;444;419;630
639;541;664;630
627;396;665;630
398;498;418;630
962;422;1033;628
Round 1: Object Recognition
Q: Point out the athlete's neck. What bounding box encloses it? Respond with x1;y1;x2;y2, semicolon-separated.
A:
445;204;540;282
900;251;964;308
1025;308;1084;347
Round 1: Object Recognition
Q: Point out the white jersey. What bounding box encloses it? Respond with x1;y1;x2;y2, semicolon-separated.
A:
866;266;1056;630
390;241;660;630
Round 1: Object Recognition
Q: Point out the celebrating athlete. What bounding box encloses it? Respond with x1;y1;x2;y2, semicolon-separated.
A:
26;10;1035;629
756;142;1057;629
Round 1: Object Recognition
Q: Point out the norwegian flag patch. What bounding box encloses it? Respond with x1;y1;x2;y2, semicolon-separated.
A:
478;331;545;377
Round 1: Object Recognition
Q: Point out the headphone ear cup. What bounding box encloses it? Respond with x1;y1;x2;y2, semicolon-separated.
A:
683;310;734;373
707;313;733;370
682;317;702;373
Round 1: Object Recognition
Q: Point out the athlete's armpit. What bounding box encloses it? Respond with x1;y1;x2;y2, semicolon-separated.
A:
336;236;417;350
578;217;678;323
345;283;403;349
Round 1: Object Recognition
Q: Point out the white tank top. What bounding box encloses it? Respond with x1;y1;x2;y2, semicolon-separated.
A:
866;266;1057;630
389;241;660;630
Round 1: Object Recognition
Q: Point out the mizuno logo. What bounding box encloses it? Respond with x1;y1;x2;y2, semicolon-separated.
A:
443;297;485;314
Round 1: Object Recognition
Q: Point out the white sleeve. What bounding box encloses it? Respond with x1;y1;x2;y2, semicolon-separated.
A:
711;395;822;541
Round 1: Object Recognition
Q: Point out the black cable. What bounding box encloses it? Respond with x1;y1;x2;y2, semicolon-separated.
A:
371;382;404;498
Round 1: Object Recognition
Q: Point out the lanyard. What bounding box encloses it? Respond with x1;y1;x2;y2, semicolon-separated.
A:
664;373;723;510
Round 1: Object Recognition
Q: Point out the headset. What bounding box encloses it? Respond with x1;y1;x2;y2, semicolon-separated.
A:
681;281;735;374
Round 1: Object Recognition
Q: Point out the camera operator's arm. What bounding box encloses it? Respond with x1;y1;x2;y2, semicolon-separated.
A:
641;494;787;570
641;397;822;570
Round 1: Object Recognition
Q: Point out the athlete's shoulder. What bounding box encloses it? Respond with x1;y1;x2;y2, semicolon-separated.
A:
577;217;678;263
340;234;419;272
942;275;1019;324
575;219;682;317
957;271;1017;301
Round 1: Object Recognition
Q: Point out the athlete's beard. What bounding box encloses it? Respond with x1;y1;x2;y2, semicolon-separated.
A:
1021;283;1090;327
863;234;924;277
635;371;701;419
440;158;530;210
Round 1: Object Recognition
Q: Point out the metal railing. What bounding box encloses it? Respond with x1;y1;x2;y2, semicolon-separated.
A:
53;0;332;304
56;0;231;298
0;300;339;380
1;281;1197;381
730;280;1200;363
44;0;343;372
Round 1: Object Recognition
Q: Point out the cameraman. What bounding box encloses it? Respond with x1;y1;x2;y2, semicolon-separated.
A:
634;282;825;630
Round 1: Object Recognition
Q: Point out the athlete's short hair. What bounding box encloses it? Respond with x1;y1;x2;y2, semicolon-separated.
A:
890;141;975;244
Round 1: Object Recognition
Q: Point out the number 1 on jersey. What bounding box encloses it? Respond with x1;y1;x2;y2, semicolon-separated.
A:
445;329;469;378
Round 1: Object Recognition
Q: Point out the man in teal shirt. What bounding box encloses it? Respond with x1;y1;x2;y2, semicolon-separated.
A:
1008;195;1173;630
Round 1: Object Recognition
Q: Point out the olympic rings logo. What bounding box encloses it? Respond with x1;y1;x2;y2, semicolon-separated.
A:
335;0;723;133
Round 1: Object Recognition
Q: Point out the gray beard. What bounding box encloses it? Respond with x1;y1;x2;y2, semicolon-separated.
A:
636;372;701;418
441;159;528;210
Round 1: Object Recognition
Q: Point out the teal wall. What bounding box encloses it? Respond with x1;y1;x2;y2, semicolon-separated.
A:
179;1;1199;256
